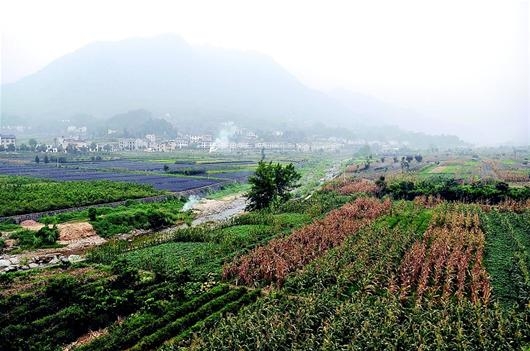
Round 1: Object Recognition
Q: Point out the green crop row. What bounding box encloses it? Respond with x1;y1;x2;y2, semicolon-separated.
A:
129;287;247;351
76;284;231;351
482;210;530;307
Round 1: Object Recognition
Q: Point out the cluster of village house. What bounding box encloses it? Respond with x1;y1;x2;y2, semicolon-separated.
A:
50;134;345;153
1;127;405;154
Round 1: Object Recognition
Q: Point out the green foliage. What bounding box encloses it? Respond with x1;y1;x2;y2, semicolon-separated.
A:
76;285;232;351
91;208;173;237
0;176;160;216
45;276;77;305
120;242;224;281
206;183;250;200
88;207;97;221
387;177;530;203
194;291;528;351
482;210;530;308
84;199;188;237
35;224;59;244
111;258;140;288
130;288;248;351
246;161;301;211
169;168;206;176
0;219;20;231
9;225;60;250
0;278;156;350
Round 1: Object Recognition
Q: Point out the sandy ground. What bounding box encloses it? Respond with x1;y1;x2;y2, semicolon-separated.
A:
190;194;247;226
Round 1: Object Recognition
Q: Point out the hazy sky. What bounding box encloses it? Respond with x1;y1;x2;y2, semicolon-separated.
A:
0;0;528;145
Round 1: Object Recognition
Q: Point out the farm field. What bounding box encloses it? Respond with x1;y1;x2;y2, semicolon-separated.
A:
0;176;161;217
1;151;530;350
0;151;325;200
0;162;224;193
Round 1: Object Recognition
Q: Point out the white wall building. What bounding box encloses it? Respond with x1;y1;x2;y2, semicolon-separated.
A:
0;134;16;147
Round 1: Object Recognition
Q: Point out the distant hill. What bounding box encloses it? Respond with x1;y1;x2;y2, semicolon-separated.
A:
1;34;357;129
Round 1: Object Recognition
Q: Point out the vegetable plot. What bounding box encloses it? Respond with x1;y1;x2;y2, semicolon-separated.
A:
223;197;391;286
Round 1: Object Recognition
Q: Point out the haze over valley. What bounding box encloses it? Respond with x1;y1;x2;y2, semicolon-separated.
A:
1;1;527;146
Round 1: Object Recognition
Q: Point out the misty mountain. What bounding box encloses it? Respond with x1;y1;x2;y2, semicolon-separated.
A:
0;34;468;147
1;34;358;129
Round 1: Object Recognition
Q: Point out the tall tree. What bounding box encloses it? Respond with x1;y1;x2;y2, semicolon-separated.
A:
246;161;301;211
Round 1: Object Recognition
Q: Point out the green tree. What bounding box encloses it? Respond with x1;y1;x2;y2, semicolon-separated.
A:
28;138;38;149
44;155;50;163
35;155;40;164
88;207;97;221
246;161;301;211
260;147;266;161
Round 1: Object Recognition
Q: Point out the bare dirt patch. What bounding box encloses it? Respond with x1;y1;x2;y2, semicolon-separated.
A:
21;220;99;242
20;219;44;231
191;194;246;225
58;222;96;241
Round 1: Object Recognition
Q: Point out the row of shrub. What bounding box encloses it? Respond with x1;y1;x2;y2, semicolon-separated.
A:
168;168;207;176
387;177;530;203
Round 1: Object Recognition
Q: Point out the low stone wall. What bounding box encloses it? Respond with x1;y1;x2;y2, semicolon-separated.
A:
0;181;230;224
